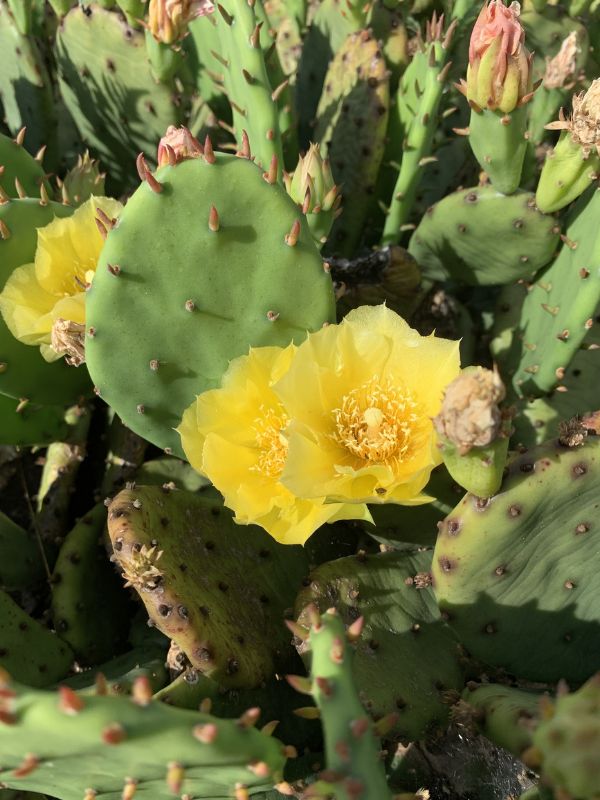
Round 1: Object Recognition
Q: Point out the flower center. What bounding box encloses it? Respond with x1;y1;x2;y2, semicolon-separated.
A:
252;405;289;478
333;377;423;465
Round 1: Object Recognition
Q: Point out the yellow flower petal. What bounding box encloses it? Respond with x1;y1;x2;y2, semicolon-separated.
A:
277;304;461;506
0;196;122;361
177;344;371;545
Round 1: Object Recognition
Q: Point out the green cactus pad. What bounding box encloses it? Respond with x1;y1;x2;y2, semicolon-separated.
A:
408;187;559;286
55;5;184;190
0;198;91;405
0;677;288;799
433;434;600;684
86;153;335;456
315;29;389;256
467;106;528;196
0;509;45;590
0;132;48;199
63;645;169;695
107;485;309;688
295;550;464;741
511;187;600;397
0;590;73;687
0;395;71;446
51;504;131;665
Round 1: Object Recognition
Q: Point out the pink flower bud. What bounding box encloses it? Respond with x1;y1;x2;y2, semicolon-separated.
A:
157;126;203;167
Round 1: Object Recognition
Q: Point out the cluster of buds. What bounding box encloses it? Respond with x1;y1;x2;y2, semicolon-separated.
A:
463;0;533;114
156;125;204;167
147;0;214;45
546;79;600;159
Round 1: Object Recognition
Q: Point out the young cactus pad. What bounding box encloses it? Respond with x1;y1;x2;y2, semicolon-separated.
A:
0;675;288;799
107;485;309;687
433;434;600;684
86;152;335;456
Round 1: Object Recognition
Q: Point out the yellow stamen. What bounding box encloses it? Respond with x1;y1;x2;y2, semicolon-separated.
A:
333;377;425;465
252;405;289;478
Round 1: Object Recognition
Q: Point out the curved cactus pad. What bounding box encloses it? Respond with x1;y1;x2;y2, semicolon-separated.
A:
86;153;335;456
433;435;600;684
107;485;309;687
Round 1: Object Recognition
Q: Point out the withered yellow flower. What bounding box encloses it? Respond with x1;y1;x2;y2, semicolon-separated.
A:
177;345;370;545
275;305;461;506
0;196;122;364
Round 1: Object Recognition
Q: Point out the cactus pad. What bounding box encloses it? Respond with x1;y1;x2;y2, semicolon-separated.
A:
107;485;309;687
86;153;335;456
433;435;600;684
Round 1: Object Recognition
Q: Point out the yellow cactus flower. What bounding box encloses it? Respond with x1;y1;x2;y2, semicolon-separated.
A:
0;196;122;364
177;345;371;545
275;305;461;506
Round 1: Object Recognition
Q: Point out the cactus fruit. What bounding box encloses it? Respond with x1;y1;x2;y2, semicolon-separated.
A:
284;143;340;247
287;607;394;800
510;186;600;397
51;504;131;665
295;550;464;741
408;187;559;286
60;152;106;206
433;433;600;684
0;674;289;799
0;590;73;687
86;150;334;457
107;485;309;687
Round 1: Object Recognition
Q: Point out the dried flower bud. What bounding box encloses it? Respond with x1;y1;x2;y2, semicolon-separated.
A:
546;79;600;158
465;0;532;113
148;0;214;44
50;319;86;367
543;31;579;91
434;367;506;455
157;126;203;167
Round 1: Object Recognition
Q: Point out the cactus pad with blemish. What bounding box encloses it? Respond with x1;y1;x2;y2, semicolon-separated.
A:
107;485;309;687
433;435;600;684
85;153;335;456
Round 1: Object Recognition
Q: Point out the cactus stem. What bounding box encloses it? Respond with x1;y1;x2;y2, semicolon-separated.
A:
249;21;262;47
263;154;278;184
271;79;289;102
204;137;216;164
208;205;220;232
284;219;301;246
14;178;27;199
217;3;233;24
193;722;219;743
14;127;26;146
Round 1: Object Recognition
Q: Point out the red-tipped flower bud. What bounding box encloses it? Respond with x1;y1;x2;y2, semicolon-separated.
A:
148;0;214;44
465;0;532;113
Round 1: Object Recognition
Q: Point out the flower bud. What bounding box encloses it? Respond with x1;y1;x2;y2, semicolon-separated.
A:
148;0;214;45
157;126;203;167
465;0;532;114
285;144;339;214
63;151;105;205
